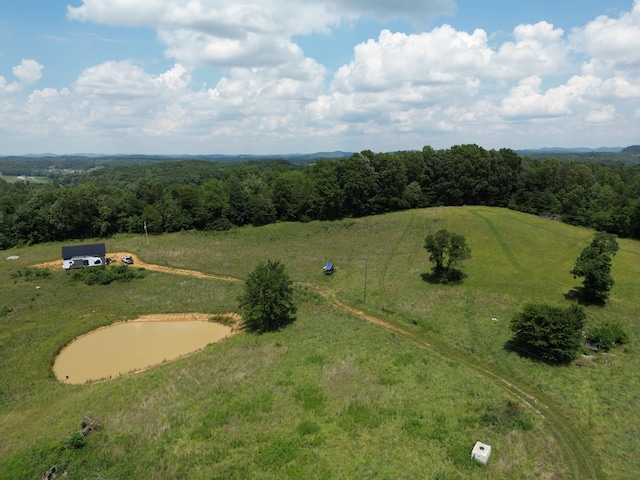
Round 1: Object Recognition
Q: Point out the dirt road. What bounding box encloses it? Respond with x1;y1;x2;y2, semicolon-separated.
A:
35;252;240;282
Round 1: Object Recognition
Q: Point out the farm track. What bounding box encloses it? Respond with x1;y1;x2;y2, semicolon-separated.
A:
33;255;603;479
325;292;602;480
471;210;528;275
34;252;241;282
376;209;422;282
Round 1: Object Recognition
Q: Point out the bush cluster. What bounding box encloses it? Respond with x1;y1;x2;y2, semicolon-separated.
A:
65;432;86;450
586;323;628;352
71;265;145;285
10;267;52;280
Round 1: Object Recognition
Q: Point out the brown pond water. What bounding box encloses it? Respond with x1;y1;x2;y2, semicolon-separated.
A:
53;316;233;384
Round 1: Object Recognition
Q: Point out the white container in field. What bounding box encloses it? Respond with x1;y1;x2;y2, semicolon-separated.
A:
471;441;491;464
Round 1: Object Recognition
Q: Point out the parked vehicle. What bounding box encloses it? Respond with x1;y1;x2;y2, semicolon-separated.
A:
63;256;104;270
61;243;107;270
323;262;335;275
121;256;134;265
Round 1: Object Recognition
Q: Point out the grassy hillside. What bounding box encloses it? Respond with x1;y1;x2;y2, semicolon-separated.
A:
1;207;638;479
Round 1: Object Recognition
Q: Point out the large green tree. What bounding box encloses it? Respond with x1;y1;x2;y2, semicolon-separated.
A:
423;229;471;283
570;232;619;303
238;260;297;333
338;153;377;216
509;303;586;364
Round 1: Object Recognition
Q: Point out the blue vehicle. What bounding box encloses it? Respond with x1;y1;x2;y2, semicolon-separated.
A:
323;262;335;275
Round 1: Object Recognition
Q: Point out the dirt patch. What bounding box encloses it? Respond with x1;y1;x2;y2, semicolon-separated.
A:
132;312;240;323
33;252;240;282
112;252;240;282
33;259;64;269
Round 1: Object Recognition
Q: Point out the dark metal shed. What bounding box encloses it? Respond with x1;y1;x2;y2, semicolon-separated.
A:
61;243;107;260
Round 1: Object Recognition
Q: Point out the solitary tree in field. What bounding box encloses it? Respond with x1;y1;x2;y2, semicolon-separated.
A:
570;232;619;303
238;259;297;333
423;229;471;283
509;303;586;364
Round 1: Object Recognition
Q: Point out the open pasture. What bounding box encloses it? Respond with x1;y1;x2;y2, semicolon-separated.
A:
1;206;639;479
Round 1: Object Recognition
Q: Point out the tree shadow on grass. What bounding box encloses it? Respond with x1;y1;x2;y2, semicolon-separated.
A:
420;272;442;284
504;339;573;366
420;268;467;285
244;315;297;334
564;287;606;307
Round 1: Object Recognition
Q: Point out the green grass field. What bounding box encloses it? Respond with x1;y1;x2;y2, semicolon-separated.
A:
0;174;49;184
1;206;638;479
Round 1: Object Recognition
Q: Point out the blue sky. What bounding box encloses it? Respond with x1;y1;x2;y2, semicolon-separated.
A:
0;0;638;155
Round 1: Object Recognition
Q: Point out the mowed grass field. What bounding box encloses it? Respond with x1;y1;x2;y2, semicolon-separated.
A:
1;206;639;479
0;174;49;184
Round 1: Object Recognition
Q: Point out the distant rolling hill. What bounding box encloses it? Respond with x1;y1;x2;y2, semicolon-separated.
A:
0;151;353;163
620;145;640;154
515;146;623;154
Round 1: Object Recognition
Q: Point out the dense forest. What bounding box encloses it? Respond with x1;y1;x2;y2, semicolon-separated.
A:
1;144;640;250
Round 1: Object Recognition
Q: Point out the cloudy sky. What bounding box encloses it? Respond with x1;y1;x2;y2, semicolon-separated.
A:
1;0;638;155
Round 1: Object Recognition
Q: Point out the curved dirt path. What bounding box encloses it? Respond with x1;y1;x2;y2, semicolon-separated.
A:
320;290;602;479
35;252;240;282
113;253;241;282
34;254;602;478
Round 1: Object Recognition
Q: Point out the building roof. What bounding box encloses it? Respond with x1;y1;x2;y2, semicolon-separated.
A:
61;243;106;260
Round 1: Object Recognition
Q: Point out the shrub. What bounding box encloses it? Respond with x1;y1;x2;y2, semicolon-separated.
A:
71;265;145;285
10;267;52;280
586;323;628;351
509;303;586;364
65;432;86;450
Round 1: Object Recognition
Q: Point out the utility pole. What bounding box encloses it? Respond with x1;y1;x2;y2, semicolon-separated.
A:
364;258;368;303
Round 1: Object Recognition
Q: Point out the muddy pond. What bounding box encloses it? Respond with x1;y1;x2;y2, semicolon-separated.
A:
53;314;234;384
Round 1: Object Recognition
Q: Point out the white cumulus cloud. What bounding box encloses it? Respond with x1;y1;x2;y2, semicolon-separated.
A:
67;0;454;69
0;59;44;95
0;0;638;153
13;59;44;85
492;21;569;77
571;0;640;70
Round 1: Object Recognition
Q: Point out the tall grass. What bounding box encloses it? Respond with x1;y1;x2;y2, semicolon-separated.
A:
1;206;639;478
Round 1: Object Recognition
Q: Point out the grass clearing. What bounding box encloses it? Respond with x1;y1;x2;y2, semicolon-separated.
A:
1;206;639;478
0;174;49;184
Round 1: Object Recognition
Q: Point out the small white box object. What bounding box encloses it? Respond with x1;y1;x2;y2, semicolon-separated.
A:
471;441;491;465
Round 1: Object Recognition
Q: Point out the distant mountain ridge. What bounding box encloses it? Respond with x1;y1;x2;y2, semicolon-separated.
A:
516;147;624;154
3;146;639;161
0;151;353;162
620;145;640;154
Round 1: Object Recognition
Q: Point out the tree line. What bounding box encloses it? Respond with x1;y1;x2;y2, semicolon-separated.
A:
2;144;640;250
